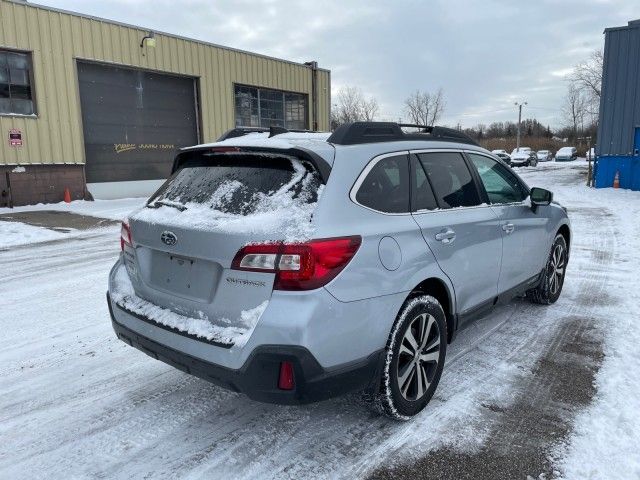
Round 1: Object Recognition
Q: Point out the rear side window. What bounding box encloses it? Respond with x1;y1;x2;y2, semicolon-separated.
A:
417;152;481;208
149;153;321;216
355;154;410;213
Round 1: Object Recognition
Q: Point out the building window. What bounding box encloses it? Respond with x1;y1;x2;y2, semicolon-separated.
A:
234;85;307;130
0;49;35;116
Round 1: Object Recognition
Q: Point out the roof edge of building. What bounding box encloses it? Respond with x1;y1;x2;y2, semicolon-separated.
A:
604;18;640;33
4;0;330;73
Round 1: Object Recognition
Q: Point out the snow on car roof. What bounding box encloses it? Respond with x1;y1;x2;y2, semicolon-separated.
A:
189;131;332;150
184;132;336;165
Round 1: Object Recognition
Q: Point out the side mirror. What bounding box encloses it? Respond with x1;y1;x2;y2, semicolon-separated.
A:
530;187;552;210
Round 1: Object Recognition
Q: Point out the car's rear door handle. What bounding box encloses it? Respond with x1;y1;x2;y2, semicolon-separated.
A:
502;223;515;234
435;228;456;244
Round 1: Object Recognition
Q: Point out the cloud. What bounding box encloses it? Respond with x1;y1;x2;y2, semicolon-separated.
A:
35;0;639;127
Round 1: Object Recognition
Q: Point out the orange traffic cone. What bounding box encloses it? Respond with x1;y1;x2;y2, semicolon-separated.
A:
613;171;620;189
63;187;71;203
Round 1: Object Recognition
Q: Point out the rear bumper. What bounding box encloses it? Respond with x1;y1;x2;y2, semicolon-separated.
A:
108;293;384;404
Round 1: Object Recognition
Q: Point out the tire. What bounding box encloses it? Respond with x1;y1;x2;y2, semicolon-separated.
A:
527;234;568;305
376;295;447;420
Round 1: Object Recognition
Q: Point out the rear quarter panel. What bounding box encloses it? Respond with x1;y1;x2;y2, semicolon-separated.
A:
313;146;455;306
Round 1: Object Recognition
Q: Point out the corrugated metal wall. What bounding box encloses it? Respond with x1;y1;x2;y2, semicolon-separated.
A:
597;20;640;156
0;0;330;166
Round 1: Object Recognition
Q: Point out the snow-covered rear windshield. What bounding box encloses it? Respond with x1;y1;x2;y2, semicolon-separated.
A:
148;153;321;216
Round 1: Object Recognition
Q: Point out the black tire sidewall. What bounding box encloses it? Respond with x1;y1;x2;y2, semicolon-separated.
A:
382;296;447;419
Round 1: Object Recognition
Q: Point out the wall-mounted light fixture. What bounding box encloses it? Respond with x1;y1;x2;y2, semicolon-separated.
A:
140;31;156;49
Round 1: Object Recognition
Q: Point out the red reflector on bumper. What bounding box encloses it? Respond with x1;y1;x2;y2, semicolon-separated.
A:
278;361;295;390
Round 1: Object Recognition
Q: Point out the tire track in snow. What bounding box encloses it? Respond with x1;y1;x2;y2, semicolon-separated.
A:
369;172;618;479
1;163;616;480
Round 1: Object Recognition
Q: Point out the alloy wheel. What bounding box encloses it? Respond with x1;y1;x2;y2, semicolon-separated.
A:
397;313;441;401
548;243;566;295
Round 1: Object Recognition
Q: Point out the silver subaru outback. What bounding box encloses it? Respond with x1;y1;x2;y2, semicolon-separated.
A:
107;122;570;419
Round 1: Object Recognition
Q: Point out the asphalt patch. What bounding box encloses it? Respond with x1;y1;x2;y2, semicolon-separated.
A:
0;210;117;231
369;315;604;480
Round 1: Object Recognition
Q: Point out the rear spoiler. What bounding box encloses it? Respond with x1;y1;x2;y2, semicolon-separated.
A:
171;146;332;183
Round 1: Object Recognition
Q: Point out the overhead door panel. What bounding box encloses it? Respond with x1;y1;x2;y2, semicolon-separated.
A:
77;61;199;183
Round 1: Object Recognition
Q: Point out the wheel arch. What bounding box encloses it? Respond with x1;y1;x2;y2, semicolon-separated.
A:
409;277;456;343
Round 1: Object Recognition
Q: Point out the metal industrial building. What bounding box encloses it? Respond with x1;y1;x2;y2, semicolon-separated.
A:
595;18;640;191
0;0;330;205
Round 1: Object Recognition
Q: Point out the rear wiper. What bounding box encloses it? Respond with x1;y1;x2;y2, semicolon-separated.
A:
147;199;187;211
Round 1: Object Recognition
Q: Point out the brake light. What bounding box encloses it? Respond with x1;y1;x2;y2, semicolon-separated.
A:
120;222;132;251
231;236;361;291
210;146;241;153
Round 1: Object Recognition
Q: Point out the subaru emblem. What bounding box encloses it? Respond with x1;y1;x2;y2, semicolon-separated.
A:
161;231;177;246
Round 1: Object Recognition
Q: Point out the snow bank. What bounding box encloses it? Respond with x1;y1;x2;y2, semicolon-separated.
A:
132;157;322;242
0;197;146;221
110;263;267;347
0;221;67;248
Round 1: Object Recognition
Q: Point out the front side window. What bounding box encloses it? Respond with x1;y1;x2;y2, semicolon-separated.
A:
467;153;528;204
234;85;308;130
0;49;35;115
355;154;410;213
417;152;481;208
410;154;438;212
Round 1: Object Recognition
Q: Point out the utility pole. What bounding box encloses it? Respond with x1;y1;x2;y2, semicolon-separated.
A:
515;101;527;151
579;136;593;187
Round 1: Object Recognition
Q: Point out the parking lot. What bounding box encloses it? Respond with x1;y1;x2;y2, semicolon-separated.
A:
1;161;638;479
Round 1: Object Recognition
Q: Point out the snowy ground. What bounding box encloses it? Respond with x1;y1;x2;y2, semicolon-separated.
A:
1;162;638;479
0;197;145;221
0;220;68;248
0;198;144;248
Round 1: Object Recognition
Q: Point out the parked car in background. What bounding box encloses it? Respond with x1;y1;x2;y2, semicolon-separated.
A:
107;122;570;419
491;149;507;155
536;150;552;162
493;152;512;165
511;147;532;156
511;150;538;167
555;146;578;161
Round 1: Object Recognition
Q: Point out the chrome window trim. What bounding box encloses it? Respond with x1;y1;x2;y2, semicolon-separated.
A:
349;150;412;216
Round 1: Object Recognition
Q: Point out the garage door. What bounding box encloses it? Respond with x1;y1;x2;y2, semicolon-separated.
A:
77;61;199;184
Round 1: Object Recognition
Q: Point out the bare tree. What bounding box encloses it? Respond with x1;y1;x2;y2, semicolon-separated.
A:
562;83;587;137
403;88;445;126
331;86;379;128
571;49;603;99
361;97;379;121
570;49;603;119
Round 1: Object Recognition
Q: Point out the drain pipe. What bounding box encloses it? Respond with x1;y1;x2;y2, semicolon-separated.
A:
304;61;319;131
4;171;13;208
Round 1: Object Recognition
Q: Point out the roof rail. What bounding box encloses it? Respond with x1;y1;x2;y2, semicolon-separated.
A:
326;122;479;147
217;126;314;141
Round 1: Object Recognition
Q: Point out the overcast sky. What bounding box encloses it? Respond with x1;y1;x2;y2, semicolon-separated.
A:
35;0;639;128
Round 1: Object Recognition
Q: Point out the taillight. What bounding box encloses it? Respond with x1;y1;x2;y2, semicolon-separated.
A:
120;221;132;251
210;146;241;153
231;236;361;291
